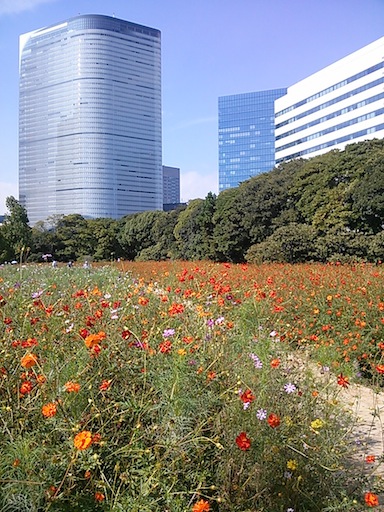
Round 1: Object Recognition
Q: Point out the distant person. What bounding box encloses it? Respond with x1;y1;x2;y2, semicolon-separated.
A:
83;260;90;269
67;261;73;268
52;260;57;268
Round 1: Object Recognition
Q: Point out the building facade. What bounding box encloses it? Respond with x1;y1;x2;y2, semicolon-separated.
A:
19;14;162;225
219;36;384;190
218;89;287;190
162;165;180;205
275;36;384;164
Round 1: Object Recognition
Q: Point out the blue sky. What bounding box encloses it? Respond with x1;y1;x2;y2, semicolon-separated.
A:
0;0;383;215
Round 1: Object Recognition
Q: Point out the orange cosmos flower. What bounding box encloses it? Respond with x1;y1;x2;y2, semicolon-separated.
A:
42;402;57;418
337;373;350;388
235;431;251;451
364;492;379;507
73;430;93;450
99;379;112;391
168;303;184;315
267;413;281;428
376;365;384;374
270;358;281;368
20;380;33;395
65;381;81;393
95;492;105;502
366;455;376;464
192;499;210;512
21;353;38;368
84;331;106;348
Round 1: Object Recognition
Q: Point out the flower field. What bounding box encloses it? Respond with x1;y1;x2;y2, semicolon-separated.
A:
1;261;384;511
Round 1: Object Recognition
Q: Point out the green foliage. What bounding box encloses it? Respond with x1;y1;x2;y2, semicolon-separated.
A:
212;188;247;262
118;210;166;260
246;223;318;263
173;198;215;260
1;196;32;261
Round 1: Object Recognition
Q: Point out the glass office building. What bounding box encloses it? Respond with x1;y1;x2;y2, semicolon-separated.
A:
162;165;180;205
218;89;287;191
275;37;384;163
19;14;162;225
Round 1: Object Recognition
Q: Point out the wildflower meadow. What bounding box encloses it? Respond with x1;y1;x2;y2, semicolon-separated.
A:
1;261;384;511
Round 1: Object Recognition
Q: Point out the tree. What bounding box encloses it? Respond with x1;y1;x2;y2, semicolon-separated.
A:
87;218;122;261
118;210;164;260
349;153;384;233
54;214;93;261
1;196;32;261
246;223;318;263
212;188;247;262
238;161;300;246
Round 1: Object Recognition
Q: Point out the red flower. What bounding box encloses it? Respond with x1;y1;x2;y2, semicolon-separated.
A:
366;455;376;464
168;303;185;316
267;413;281;428
121;330;131;340
79;328;90;339
235;431;251;451
337;373;350;388
364;492;379;507
159;340;172;353
20;380;33;395
240;389;255;404
376;364;384;374
99;379;112;391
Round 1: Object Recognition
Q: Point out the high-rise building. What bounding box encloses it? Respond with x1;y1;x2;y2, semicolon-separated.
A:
219;36;384;190
19;14;162;225
275;36;384;164
162;165;180;205
218;89;287;191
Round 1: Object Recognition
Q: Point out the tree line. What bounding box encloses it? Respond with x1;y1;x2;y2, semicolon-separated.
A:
1;138;384;265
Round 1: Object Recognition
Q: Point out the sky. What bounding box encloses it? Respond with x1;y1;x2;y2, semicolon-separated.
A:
0;0;383;215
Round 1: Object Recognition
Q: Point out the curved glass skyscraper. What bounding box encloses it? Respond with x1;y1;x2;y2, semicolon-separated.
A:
19;14;162;225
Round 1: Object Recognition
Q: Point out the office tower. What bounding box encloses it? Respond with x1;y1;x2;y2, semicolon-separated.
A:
162;165;180;205
218;89;287;191
275;36;384;164
19;14;162;225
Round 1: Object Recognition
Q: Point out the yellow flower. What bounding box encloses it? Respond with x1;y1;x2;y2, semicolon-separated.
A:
285;416;293;427
287;459;298;471
311;418;324;430
177;348;187;356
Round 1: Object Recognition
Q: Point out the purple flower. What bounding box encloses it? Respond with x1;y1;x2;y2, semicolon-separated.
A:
162;328;175;338
256;408;267;420
215;316;225;325
206;319;214;328
284;383;297;394
249;353;263;369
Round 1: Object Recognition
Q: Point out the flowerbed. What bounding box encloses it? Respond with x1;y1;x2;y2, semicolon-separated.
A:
1;261;383;511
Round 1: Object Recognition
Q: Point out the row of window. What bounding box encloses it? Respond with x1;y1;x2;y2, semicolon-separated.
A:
276;76;384;128
276;108;384;152
276;61;384;117
276;92;384;140
276;122;384;162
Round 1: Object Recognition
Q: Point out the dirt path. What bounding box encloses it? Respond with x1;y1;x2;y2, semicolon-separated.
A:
341;382;384;478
